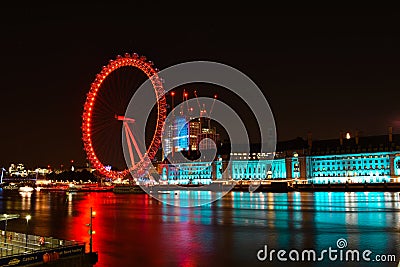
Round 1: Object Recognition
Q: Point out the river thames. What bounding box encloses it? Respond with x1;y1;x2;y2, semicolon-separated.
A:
0;189;399;267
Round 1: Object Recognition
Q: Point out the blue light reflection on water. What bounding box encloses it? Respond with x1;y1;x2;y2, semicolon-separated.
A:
0;189;399;267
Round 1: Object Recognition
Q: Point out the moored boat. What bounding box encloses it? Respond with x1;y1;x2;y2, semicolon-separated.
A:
18;185;35;192
2;183;19;190
112;184;145;194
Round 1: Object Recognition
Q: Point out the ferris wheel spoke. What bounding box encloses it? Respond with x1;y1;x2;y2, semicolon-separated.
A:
114;68;131;108
95;94;118;115
90;122;115;135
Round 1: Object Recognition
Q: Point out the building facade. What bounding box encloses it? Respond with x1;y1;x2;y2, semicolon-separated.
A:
197;128;219;151
306;152;394;183
189;120;201;150
162;116;189;158
159;160;222;185
157;131;400;185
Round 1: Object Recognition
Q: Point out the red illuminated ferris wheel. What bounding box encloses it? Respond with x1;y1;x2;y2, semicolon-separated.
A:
82;53;166;179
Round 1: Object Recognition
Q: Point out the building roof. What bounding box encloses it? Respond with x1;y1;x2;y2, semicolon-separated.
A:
276;137;308;152
309;134;400;156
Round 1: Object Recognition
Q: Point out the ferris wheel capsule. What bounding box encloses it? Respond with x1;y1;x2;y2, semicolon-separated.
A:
124;53;131;58
132;53;139;59
139;55;147;61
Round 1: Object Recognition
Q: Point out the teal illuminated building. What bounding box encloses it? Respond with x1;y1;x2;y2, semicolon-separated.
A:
162;116;189;158
158;128;400;184
303;129;400;183
231;158;286;180
174;116;189;151
160;159;223;185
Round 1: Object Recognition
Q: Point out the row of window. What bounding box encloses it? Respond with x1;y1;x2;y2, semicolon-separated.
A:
313;159;389;166
313;171;390;177
168;175;211;179
311;154;390;161
314;165;390;172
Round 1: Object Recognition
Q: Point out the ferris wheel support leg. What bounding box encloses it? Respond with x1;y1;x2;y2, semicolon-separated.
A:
124;124;136;168
124;122;144;162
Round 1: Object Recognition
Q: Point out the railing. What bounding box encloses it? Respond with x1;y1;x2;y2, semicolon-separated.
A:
0;231;84;258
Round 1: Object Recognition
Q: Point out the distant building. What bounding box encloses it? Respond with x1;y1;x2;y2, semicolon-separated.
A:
174;116;189;152
163;115;189;158
197;127;219;151
163;116;219;158
8;163;28;177
188;120;201;150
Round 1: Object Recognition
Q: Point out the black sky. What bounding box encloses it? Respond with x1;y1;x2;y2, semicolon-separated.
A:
0;6;399;168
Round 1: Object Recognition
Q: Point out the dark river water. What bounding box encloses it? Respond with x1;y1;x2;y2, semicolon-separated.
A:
1;189;399;267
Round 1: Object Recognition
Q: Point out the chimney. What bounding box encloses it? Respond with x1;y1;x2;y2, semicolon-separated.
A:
355;130;359;145
389;126;393;143
307;132;312;148
339;131;343;146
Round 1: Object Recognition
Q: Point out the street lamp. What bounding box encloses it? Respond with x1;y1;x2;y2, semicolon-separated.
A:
3;214;8;243
86;207;98;265
89;207;96;253
25;215;31;248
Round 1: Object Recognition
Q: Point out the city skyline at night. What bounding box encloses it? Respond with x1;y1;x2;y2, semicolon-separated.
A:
3;6;400;267
1;7;399;169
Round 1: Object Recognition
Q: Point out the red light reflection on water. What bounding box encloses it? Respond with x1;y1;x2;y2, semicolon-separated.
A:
63;192;212;266
65;192;100;252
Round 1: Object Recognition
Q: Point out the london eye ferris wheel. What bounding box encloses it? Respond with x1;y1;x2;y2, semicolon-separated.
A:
82;53;167;179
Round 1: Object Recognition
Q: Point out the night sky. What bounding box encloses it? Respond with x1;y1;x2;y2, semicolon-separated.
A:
1;6;399;168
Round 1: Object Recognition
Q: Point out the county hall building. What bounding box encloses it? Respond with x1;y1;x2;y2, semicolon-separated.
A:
157;128;400;185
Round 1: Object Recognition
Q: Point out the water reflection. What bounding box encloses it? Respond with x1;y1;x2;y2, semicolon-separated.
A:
0;189;399;266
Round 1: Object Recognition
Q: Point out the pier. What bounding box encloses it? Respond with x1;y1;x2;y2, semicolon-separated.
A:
0;231;97;266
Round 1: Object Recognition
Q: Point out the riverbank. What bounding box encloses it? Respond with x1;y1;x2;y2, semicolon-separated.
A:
231;182;400;192
3;181;400;194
